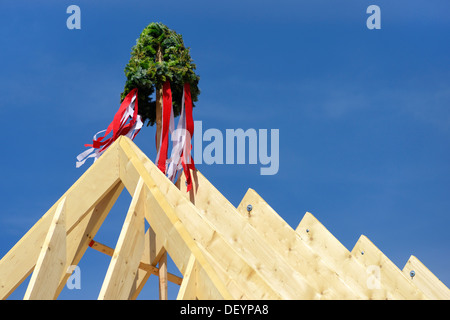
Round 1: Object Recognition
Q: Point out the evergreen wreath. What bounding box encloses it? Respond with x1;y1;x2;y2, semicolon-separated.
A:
121;22;200;126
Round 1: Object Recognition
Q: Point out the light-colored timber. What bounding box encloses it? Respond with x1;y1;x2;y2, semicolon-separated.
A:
0;136;448;300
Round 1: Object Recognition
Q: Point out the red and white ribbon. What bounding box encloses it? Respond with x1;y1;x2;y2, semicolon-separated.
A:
76;84;195;191
76;88;143;168
155;81;174;173
176;83;195;191
156;82;196;191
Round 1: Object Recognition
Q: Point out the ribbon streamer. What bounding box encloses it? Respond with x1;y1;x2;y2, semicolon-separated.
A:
155;81;173;173
76;84;195;192
157;82;196;191
76;88;143;168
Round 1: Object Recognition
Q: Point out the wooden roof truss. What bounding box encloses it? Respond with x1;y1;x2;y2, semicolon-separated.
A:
0;137;448;300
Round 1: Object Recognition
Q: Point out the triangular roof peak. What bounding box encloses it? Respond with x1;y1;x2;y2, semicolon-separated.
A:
1;137;448;300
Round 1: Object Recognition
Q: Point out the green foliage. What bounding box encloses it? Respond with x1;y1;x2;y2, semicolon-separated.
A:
121;22;200;126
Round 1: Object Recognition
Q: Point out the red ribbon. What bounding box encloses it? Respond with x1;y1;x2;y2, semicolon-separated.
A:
181;83;195;191
155;82;196;192
76;88;142;168
157;81;172;173
86;88;140;152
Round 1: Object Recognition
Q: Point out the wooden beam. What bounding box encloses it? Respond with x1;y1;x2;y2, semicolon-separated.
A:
129;269;151;300
24;198;67;300
177;254;197;300
158;250;168;300
128;227;168;300
351;235;427;299
178;172;357;299
120;137;277;299
98;178;146;300
142;172;233;299
54;181;124;298
0;141;121;299
119;137;233;299
176;252;236;300
402;255;450;300
145;225;166;267
119;146;193;275
3;134;447;300
175;173;289;299
295;211;400;299
121;140;276;299
89;239;182;285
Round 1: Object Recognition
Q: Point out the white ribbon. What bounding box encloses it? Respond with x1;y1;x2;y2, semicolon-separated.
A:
76;93;142;168
166;86;188;182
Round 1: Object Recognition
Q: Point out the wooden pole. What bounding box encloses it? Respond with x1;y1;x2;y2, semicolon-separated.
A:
155;45;163;152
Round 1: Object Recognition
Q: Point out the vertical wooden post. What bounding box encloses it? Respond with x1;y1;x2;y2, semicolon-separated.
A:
158;250;168;300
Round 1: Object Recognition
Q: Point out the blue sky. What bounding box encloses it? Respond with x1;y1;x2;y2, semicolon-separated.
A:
0;1;449;299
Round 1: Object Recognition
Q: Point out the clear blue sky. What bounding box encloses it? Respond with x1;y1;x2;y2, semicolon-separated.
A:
0;0;449;299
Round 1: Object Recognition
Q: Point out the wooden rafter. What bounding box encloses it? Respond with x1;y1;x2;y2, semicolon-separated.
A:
0;142;121;300
176;254;197;300
351;235;427;299
1;136;448;300
178;171;357;299
98;178;146;300
24;198;67;300
55;181;124;298
402;255;450;300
